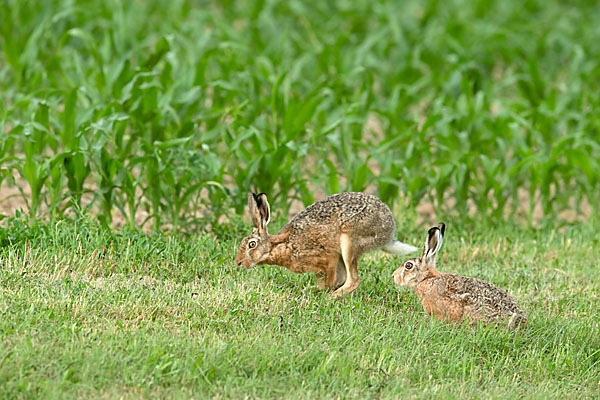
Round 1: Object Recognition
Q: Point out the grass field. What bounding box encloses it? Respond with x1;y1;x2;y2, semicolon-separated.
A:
1;218;599;398
2;0;600;398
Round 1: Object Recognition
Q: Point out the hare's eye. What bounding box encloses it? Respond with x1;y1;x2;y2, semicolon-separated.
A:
248;240;257;249
405;262;414;270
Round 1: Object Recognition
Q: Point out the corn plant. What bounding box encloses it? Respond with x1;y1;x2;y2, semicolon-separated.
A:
1;0;599;230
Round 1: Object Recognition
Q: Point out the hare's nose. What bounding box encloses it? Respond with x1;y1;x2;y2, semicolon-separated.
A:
236;261;242;266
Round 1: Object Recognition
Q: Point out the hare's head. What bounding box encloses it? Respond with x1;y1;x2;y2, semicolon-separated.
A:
393;222;445;288
235;192;272;268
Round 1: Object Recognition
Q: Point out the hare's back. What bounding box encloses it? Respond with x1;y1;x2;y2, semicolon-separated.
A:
286;192;396;249
437;274;526;326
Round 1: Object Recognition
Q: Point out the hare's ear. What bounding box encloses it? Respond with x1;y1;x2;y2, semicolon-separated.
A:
436;222;446;250
255;192;270;229
420;227;433;259
423;222;445;268
248;192;262;230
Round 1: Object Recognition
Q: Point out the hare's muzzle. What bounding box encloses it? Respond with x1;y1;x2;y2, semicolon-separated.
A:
235;258;253;268
234;254;244;267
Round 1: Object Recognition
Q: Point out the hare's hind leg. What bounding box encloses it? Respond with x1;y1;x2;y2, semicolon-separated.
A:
332;234;360;297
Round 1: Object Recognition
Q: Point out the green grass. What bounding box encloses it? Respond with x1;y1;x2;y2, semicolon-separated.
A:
1;218;599;398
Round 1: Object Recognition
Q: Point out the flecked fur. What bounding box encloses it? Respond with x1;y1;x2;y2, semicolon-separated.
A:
393;223;527;330
236;192;416;296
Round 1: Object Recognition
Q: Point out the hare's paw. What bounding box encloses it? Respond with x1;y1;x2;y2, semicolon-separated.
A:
301;281;328;294
331;281;360;297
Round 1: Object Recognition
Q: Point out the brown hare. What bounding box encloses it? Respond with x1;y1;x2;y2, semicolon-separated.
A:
393;223;527;330
235;192;417;296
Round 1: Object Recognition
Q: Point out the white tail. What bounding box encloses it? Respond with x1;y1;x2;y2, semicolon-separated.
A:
382;240;418;255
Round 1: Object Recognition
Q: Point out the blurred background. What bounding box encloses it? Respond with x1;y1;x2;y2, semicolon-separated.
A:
1;0;599;232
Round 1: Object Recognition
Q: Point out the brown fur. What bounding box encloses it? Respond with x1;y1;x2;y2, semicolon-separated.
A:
393;223;527;330
235;192;416;296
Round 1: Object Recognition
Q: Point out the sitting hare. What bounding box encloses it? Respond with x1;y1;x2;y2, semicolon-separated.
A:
236;192;418;296
393;223;527;330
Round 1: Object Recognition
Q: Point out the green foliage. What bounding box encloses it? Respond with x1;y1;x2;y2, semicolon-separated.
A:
1;0;600;229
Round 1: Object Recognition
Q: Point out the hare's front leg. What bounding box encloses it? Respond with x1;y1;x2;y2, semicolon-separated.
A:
302;263;335;293
322;255;346;291
301;274;328;294
333;256;346;289
332;234;360;297
302;256;347;294
315;273;329;290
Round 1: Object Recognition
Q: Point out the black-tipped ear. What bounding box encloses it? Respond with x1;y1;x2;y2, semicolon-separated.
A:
438;222;446;238
423;223;445;268
434;222;445;253
255;192;270;228
248;192;261;229
421;228;432;259
426;226;440;258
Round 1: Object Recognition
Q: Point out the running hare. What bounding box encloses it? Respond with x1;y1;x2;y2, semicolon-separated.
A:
235;192;418;296
393;223;527;330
